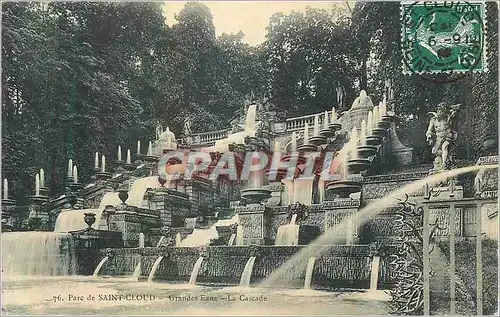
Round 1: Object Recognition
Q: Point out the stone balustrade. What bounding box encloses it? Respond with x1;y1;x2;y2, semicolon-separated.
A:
285;111;329;131
180;110;341;147
187;129;230;146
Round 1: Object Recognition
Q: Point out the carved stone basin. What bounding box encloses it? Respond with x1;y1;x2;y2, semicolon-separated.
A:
145;155;158;162
329;123;342;133
347;158;371;174
377;120;391;130
366;135;383;146
356;145;378;158
309;135;328;146
371;127;387;138
381;114;395;122
325;180;362;198
265;166;300;182
281;154;307;166
319;128;335;138
241;188;272;204
297;144;319;152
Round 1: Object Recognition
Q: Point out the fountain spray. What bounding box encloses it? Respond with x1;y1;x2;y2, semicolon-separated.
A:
373;106;380;125
137;140;141;154
379;102;387;119
117;145;122;162
360;120;367;146
259;164;498;288
303;123;310;145
101;155;106;173
73;165;78;184
39;168;45;188
313;115;320;136
323;111;329;130
367;110;373;132
127;149;132;164
147;141;153;156
331;107;337;123
35;173;40;196
3;179;8;199
67;159;73;179
94;152;99;169
350;127;359;160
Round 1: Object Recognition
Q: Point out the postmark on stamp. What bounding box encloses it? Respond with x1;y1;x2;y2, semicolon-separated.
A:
401;1;487;75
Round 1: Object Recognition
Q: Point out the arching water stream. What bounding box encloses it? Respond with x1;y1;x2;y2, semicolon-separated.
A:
259;164;498;287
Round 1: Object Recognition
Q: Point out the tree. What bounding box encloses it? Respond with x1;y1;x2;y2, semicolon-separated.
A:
263;7;355;117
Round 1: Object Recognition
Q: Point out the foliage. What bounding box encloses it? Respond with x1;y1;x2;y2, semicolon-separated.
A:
2;2;498;202
263;7;355;116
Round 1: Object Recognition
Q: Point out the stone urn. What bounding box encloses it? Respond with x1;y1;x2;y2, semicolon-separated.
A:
118;190;129;204
84;212;96;228
158;176;167;187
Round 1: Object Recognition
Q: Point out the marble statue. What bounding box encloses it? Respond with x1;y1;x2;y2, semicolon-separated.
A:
155;121;164;140
426;102;460;171
336;85;346;108
384;78;394;101
182;116;193;136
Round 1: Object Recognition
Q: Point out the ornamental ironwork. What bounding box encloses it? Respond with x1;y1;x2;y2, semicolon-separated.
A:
388;194;443;315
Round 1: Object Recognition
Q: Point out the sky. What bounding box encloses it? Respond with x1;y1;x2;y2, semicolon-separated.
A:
163;1;350;46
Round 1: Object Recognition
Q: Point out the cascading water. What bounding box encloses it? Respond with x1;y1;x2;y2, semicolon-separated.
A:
370;256;380;291
54;208;102;232
92;256;109;277
147;256;164;283
244;104;257;132
156;236;165;247
99;192;121;209
275;214;299;246
180;214;238;247
206;104;258;152
304;257;316;289
259;164;498;288
127;175;170;207
189;257;204;285
131;261;141;281
55;176;168;233
2;232;77;276
228;233;236;246
239;256;256;287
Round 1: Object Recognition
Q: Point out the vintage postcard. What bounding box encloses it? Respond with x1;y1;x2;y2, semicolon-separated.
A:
1;1;498;315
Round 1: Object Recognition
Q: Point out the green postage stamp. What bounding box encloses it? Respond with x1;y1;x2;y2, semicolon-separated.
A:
401;1;487;74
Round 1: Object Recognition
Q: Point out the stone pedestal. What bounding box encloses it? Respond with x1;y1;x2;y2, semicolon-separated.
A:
108;208;161;248
474;155;498;198
177;177;214;217
39;187;50;197
475;155;498;240
28;195;50;228
70;227;123;275
2;199;16;229
322;199;361;245
236;204;272;245
150;188;190;227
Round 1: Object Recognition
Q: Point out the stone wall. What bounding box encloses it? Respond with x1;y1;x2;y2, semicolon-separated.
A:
95;245;395;289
